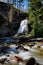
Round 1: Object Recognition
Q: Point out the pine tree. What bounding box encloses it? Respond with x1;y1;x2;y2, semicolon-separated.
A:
27;0;43;37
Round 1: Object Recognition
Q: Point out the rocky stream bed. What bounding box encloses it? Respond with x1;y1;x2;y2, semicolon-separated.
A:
0;37;43;65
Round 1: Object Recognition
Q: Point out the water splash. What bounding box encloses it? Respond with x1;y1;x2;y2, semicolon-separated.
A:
17;19;28;34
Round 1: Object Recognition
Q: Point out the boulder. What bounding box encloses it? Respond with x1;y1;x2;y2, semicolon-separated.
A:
26;57;35;65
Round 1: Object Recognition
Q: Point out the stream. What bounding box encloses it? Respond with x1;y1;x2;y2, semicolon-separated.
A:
0;39;43;65
0;19;43;65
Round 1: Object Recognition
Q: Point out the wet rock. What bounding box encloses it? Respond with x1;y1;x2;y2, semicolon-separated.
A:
26;57;40;65
36;63;40;65
26;57;35;65
16;45;28;52
0;57;7;64
32;45;41;49
26;44;34;48
16;45;23;49
13;56;23;62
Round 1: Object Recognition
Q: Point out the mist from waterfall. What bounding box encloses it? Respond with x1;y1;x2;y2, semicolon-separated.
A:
17;19;28;34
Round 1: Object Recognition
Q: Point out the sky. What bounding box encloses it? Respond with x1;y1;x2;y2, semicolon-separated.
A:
0;0;43;12
0;0;28;11
22;0;28;11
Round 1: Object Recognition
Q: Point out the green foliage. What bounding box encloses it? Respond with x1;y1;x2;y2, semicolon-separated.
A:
28;12;35;24
27;0;43;37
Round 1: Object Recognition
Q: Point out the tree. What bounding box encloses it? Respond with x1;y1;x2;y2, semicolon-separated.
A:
27;0;43;37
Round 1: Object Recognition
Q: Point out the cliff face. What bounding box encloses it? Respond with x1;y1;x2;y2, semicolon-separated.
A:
0;1;28;37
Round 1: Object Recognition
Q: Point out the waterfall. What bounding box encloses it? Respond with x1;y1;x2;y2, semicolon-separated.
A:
17;19;28;34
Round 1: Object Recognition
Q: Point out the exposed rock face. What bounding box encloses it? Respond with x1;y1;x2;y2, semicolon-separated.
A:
0;1;28;37
0;14;11;37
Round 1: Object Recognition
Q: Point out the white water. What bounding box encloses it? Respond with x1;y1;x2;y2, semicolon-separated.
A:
17;19;28;34
0;44;43;65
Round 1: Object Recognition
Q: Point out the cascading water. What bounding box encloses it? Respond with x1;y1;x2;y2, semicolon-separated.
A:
17;19;28;34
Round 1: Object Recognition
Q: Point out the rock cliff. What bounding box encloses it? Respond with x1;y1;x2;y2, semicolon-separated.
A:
0;1;28;37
